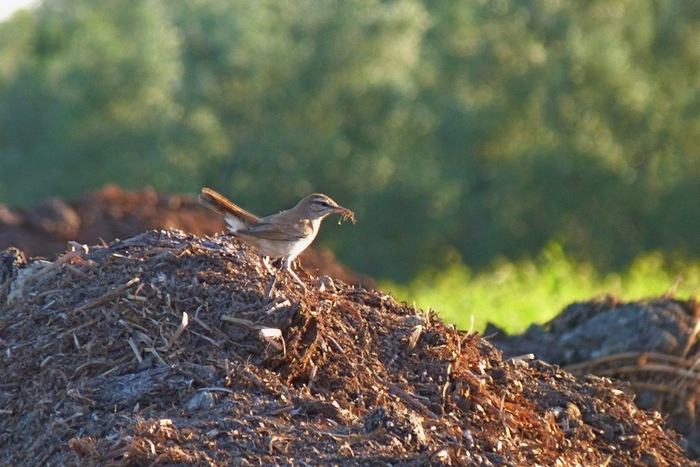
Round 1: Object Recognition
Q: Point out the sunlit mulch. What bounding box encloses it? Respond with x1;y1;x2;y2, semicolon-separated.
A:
0;230;693;465
491;295;700;459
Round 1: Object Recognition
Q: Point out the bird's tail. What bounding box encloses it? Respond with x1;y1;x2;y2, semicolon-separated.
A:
199;188;260;230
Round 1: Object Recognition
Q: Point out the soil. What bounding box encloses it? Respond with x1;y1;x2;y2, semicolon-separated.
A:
0;187;698;465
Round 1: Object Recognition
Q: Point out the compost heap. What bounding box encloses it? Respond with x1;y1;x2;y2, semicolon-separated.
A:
489;295;700;459
0;230;693;465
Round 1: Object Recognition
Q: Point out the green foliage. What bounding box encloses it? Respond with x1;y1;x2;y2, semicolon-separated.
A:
0;0;699;282
388;243;700;334
0;1;188;197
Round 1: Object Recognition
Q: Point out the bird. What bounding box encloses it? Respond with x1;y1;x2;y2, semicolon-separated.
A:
199;187;355;298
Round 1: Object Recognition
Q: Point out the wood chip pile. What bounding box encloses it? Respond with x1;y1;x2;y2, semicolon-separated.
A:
490;296;700;460
0;230;694;465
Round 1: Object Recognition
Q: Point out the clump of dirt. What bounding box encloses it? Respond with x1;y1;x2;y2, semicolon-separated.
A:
0;185;375;288
488;295;700;458
0;231;693;465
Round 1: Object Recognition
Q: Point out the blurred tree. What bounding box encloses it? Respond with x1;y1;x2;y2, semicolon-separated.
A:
167;0;438;277
419;0;700;271
0;0;699;279
0;0;213;202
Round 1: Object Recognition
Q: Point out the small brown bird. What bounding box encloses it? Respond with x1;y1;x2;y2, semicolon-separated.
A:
199;188;355;297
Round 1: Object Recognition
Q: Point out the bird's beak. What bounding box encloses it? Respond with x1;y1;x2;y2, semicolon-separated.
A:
334;206;356;224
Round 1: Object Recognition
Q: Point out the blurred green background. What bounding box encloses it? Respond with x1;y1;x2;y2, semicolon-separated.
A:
1;0;699;331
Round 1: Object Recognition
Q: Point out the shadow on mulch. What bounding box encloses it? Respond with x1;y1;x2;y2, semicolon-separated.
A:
0;230;693;465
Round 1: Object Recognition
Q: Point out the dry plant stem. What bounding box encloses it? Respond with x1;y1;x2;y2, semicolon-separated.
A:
264;275;278;302
75;277;140;312
379;377;438;419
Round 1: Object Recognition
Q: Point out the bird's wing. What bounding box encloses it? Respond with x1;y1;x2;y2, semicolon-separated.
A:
239;218;313;241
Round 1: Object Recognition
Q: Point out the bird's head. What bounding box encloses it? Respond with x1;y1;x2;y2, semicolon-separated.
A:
298;194;356;223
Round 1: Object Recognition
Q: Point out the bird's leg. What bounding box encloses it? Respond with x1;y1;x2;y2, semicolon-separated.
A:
261;256;306;300
292;257;316;283
262;256;278;302
283;257;307;290
261;256;276;275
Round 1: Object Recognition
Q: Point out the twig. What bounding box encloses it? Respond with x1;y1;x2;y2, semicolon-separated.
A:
589;363;700;381
34;250;84;276
379;377;438;419
221;315;263;331
167;312;189;349
128;336;143;363
75;278;140;312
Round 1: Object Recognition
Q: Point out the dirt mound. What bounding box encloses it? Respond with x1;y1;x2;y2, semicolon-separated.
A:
488;296;700;458
0;231;693;465
0;185;375;288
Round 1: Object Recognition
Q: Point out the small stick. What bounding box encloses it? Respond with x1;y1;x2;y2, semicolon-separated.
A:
35;250;84;276
379;377;438;419
74;278;140;312
167;312;189;349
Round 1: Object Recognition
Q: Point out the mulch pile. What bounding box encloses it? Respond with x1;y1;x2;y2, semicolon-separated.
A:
0;230;694;465
489;296;700;459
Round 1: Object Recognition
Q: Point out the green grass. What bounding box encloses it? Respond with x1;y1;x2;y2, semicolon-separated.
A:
384;243;700;334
